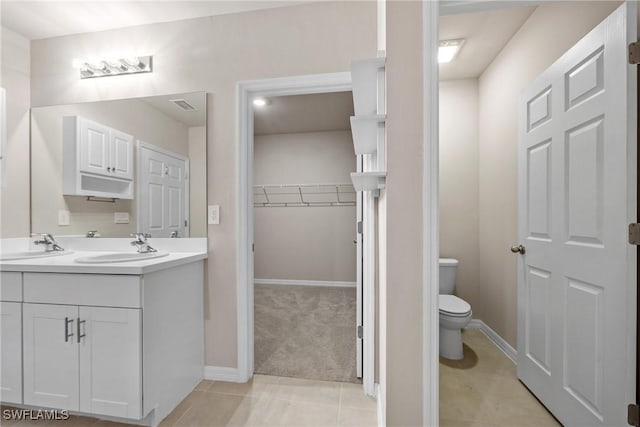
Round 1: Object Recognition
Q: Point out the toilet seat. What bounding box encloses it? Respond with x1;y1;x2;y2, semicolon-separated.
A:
439;294;471;317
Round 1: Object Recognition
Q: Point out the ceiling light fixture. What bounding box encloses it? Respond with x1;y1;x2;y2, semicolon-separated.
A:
438;39;465;64
253;98;268;107
74;55;153;79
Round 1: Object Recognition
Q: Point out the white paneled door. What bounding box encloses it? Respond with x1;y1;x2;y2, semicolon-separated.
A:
517;3;636;426
23;303;80;411
79;306;142;419
138;142;189;238
0;302;22;404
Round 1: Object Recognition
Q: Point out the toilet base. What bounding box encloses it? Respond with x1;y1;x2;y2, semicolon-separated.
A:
440;326;464;360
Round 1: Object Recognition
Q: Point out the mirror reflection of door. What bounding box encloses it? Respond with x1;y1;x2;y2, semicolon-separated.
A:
137;142;189;238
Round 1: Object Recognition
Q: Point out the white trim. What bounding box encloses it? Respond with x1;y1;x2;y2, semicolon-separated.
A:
423;1;439;426
467;319;517;364
237;72;362;385
254;279;356;288
376;382;384;427
439;0;545;15
203;366;242;383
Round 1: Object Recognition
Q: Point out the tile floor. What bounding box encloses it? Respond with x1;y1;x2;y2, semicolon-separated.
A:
439;328;561;427
2;375;377;427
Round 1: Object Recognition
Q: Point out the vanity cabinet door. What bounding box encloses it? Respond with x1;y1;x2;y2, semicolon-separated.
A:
79;117;110;177
109;129;133;181
0;302;22;404
23;303;80;411
79;306;142;419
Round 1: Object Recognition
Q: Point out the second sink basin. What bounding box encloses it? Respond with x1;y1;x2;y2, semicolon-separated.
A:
74;252;169;264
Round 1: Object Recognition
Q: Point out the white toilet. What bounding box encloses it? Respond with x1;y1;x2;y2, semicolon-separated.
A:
439;258;472;360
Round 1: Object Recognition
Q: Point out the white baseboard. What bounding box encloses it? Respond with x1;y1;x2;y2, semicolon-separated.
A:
254;278;356;288
204;366;242;383
466;319;517;364
376;383;385;427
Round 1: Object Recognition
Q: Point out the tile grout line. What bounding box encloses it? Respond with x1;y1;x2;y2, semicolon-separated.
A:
337;384;344;427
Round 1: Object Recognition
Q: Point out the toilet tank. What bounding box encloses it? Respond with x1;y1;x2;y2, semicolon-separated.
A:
439;258;459;294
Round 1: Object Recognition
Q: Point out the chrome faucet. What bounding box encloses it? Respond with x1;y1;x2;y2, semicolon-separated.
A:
33;233;64;252
86;230;100;238
130;233;157;253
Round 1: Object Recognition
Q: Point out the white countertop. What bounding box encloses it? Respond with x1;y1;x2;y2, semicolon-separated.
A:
0;250;207;275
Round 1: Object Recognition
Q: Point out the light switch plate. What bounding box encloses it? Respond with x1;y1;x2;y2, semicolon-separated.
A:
114;212;130;224
58;210;70;226
208;205;220;225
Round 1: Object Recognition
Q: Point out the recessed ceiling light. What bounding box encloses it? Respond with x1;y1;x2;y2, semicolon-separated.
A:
253;98;268;107
438;39;465;64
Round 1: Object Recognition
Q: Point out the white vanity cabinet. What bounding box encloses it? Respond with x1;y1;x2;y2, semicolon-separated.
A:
22;273;142;419
64;116;134;199
1;259;205;426
0;272;23;404
23;304;142;418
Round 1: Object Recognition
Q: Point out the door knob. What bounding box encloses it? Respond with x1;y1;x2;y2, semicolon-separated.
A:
510;244;526;254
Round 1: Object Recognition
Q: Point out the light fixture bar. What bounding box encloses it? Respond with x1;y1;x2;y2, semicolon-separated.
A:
79;55;153;79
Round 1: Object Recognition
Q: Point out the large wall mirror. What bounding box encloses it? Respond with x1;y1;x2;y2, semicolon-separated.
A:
31;92;207;238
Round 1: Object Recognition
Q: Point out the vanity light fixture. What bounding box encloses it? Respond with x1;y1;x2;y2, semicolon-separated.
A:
438;39;465;63
75;55;153;79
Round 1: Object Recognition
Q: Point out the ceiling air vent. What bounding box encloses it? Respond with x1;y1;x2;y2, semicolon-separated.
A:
170;99;197;112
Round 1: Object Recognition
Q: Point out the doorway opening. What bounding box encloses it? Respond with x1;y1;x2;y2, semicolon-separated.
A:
236;72;376;397
436;1;637;426
252;91;360;383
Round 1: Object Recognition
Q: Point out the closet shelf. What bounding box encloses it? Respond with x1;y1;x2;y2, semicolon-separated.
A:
350;114;386;155
350;172;386;192
253;183;356;207
351;57;386;116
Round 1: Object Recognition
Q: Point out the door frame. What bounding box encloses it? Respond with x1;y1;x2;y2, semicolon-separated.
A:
236;72;376;395
136;140;190;237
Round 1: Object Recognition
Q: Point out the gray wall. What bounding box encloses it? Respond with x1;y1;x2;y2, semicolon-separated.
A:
28;2;377;370
0;27;30;238
439;79;479;310
253;130;356;282
385;1;424;424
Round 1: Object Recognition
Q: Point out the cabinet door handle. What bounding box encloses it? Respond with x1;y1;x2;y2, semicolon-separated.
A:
64;317;74;342
77;318;86;342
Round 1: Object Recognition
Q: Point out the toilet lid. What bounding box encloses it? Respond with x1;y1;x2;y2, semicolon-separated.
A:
439;295;471;316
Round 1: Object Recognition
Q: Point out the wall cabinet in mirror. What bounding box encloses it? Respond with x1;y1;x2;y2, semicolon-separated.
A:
63;116;134;199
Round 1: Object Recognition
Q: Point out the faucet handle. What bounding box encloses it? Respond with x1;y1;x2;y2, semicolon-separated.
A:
130;233;151;243
32;233;55;243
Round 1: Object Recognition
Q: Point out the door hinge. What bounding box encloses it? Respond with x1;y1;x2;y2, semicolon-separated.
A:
629;223;640;245
357;325;363;339
184;220;188;227
252;243;255;253
630;42;640;65
628;403;640;426
357;221;363;234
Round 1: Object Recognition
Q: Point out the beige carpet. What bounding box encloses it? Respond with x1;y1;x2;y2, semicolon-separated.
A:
254;283;359;383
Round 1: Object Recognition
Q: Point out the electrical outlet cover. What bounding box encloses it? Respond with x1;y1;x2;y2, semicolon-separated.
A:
114;212;130;224
208;205;220;225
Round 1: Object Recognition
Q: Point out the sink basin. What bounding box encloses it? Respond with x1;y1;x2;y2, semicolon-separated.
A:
0;250;74;261
74;252;169;264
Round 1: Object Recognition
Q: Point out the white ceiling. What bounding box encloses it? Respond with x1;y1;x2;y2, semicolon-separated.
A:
0;1;308;40
139;92;206;127
254;91;353;136
439;6;536;80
